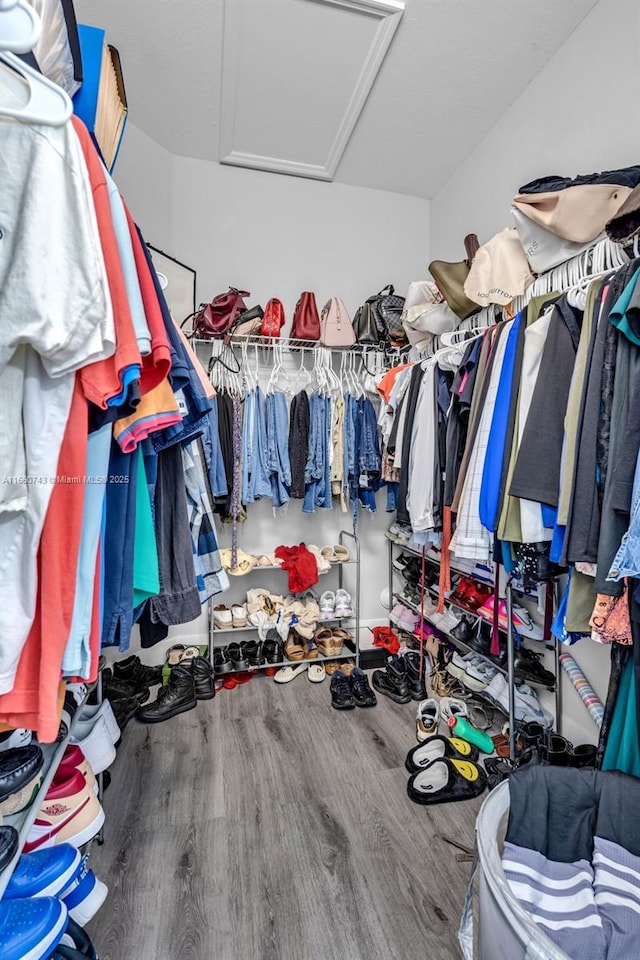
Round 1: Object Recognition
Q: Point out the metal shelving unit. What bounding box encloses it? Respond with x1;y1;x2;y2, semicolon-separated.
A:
208;530;360;675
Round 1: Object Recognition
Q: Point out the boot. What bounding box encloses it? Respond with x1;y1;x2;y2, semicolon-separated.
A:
541;733;573;766
371;656;411;704
191;657;215;700
112;655;163;690
403;651;427;701
136;665;197;724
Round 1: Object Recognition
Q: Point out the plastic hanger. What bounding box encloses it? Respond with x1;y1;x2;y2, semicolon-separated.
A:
0;0;40;52
0;50;72;125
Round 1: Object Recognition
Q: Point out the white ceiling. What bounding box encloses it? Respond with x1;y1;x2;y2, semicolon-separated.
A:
74;0;598;198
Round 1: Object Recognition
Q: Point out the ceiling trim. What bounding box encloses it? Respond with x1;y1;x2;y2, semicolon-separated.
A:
219;0;405;181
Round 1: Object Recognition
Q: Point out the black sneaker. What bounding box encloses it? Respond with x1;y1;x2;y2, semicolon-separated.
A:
112;655;163;689
136;665;197;724
213;647;232;675
392;553;411;573
371;668;411;704
350;669;377;707
403;651;427;701
514;647;555;688
111;695;143;730
330;671;355;710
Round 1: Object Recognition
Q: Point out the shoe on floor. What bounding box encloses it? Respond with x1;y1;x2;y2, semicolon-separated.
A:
349;669;376;707
330;671;355;710
69;714;116;775
0;897;68;960
59;857;108;927
112;655;163;690
136;664;197;723
307;662;326;683
5;844;82;900
0;824;19;872
416;699;439;742
191;656;215;700
371;669;411;705
109;695;140;732
273;663;308;684
0;745;45;817
402;651;427;701
25;766;105;853
405;734;480;773
439;697;468;724
407;756;487;805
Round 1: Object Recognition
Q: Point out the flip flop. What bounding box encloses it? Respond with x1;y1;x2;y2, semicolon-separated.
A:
407;757;488;805
307;662;326;683
405;735;479;774
274;663;308;684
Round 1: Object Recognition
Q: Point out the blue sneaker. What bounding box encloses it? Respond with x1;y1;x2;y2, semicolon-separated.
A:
60;857;108;926
5;844;82;900
0;897;67;960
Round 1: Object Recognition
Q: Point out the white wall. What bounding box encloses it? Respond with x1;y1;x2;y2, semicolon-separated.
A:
430;0;640;260
428;0;639;745
113;122;174;250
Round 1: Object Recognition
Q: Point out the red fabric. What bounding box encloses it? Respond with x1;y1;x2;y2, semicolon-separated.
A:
0;377;88;741
371;626;400;654
490;575;501;657
122;201;172;395
274;543;318;593
72;117;142;408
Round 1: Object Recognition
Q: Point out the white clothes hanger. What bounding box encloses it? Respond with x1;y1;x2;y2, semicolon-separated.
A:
0;0;72;125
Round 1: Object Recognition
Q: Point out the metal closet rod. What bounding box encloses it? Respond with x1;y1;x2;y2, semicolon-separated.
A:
191;334;410;357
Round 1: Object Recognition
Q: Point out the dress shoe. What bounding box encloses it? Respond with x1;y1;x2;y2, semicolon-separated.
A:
112;655;163;689
191;656;215;700
0;745;45;816
403;651;427;701
136;665;197;723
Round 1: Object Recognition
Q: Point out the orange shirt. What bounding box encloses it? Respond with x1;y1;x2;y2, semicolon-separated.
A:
72;117;142;409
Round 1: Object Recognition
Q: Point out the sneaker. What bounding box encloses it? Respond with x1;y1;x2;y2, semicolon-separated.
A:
24;767;105;853
0;728;32;752
330;671;355;710
136;664;197;724
429;606;462;633
349;669;376;707
76;700;120;747
334;589;353;618
515;682;554;727
59;856;108;926
446;652;475;683
112;655;163;690
392;553;411;572
389;602;419;633
477;596;543;641
388;522;412;543
109;695;140;732
319;591;336;619
0;897;68;960
416;699;439;741
460;656;499;692
439;697;468;724
61;746;97;795
5;844;82;899
191;656;215;700
0;745;45;817
69;714;116;775
0;824;18;872
514;647;555;687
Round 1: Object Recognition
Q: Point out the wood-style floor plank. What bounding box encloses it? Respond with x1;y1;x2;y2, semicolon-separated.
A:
87;671;481;960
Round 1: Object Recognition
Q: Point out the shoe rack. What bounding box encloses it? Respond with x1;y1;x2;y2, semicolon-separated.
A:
386;534;560;762
0;669;105;897
207;530;361;675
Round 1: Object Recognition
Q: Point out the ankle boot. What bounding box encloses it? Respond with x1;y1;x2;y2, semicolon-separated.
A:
136;665;197;723
112;655;163;690
570;743;597;768
191;656;215;700
403;652;427;701
541;734;573;766
520;721;545;752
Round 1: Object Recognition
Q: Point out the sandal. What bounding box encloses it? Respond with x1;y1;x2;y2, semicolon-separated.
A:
314;627;341;657
303;638;319;660
407;757;488;805
165;644;186;666
284;632;305;662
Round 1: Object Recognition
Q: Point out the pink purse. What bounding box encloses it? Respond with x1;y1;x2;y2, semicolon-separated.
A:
320;297;355;348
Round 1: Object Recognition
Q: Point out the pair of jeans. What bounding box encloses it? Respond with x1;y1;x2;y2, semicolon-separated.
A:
241;387;272;504
201;397;228;500
303;392;331;513
266;391;291;509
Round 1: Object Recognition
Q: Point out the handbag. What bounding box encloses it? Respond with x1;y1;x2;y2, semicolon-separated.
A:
182;287;250;339
429;234;480;320
353;284;405;347
352;299;380;346
513;183;632;244
402;280;457;347
291;291;321;341
511;207;600;274
320;297;355;348
261;298;286;337
229;305;264;338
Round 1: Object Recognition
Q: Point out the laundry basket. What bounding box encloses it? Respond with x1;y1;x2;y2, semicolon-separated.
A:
458;781;572;960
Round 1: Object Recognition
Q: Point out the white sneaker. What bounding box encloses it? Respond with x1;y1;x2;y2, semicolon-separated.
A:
439;697;468;723
461;657;499;692
77;700;119;747
429;607;461;633
445;652;474;683
70;714;116;775
319;591;336;619
334;589;353;618
0;727;32;751
515;683;554;727
512;605;544;642
416;699;439;742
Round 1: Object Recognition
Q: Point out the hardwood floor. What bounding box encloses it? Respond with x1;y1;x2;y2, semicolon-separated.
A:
87;672;482;960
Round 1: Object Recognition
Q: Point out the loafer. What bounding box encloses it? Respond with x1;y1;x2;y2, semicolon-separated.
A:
407;756;487;805
0;824;19;872
349;669;376;707
213;647;232;674
0;745;45;816
330;671;355;710
405;734;480;773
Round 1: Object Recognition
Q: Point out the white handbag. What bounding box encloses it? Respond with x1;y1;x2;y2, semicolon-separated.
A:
402;280;458;346
511;208;603;276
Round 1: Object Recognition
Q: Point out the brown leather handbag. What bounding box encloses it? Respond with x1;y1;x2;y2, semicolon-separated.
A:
261;298;286;337
290;292;321;341
429;235;480;320
182;287;250;339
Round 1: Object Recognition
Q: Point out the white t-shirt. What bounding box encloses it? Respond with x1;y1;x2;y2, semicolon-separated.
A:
0;112;114;695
